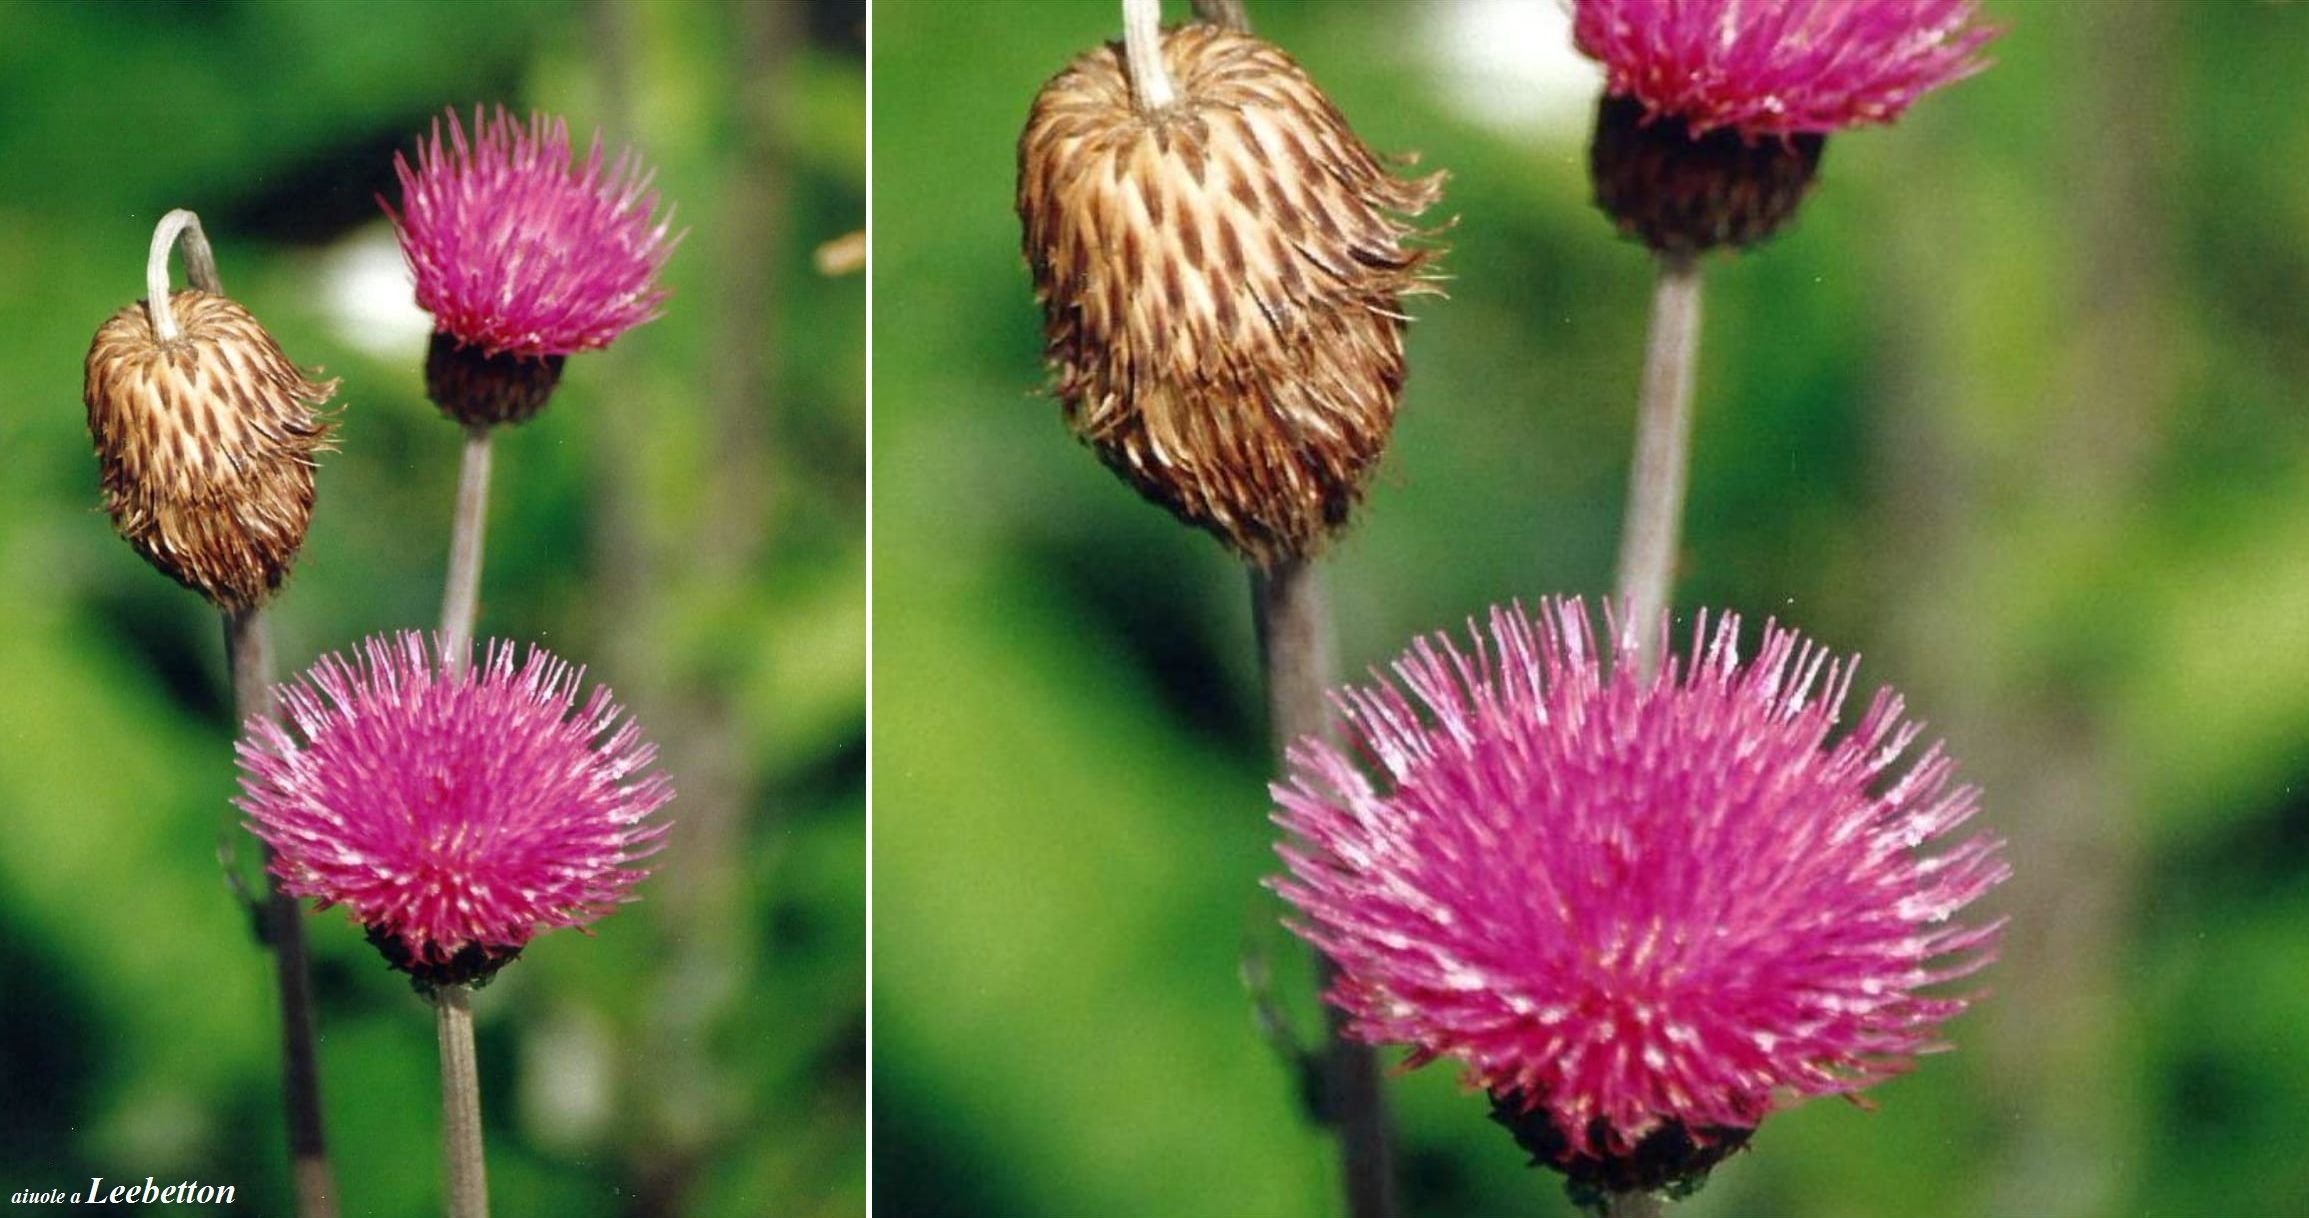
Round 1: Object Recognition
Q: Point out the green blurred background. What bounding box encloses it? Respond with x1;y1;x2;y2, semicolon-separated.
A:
874;1;2309;1215
0;1;860;1214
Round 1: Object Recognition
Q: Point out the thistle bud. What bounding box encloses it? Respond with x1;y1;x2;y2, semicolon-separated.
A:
1018;23;1443;567
84;289;336;612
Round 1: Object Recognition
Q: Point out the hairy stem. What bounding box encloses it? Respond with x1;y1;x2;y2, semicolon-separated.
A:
1611;253;1704;677
226;609;338;1218
1602;1190;1665;1218
144;208;221;341
1122;0;1177;111
192;200;338;1218
439;427;495;672
434;985;491;1218
1252;558;1396;1218
1190;0;1250;30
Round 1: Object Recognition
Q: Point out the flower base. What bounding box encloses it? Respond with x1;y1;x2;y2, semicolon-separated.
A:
367;925;524;991
1589;95;1824;257
425;332;566;429
1488;1089;1752;1206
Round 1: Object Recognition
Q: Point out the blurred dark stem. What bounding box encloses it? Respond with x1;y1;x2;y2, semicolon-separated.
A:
439;426;494;672
1251;558;1397;1218
591;1;791;1212
1191;0;1250;31
227;610;338;1218
1611;252;1702;679
1251;560;1332;757
1872;5;2173;1214
201;184;335;1208
433;985;491;1218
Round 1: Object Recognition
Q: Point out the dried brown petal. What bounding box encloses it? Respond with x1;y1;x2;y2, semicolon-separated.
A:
84;289;337;612
1019;23;1444;566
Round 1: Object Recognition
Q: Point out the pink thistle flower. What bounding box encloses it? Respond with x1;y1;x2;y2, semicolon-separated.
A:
1574;0;1998;139
1270;600;2006;1192
238;633;672;985
383;105;677;359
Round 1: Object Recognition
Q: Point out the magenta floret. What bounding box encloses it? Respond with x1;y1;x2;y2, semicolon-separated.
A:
239;633;672;972
384;106;678;357
1574;0;1998;138
1271;599;2006;1162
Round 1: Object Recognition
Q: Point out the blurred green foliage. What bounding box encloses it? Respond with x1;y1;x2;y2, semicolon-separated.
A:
874;1;2309;1215
0;1;861;1215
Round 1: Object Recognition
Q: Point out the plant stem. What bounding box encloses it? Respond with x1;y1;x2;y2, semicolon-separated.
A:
439;426;495;672
1610;252;1704;678
1122;0;1177;111
144;208;220;341
1602;1190;1665;1218
434;985;491;1218
1252;558;1396;1218
1190;0;1250;30
1252;559;1332;754
225;609;338;1218
181;197;339;1218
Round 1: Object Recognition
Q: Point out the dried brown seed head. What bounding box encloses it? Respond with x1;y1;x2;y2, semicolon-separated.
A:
1019;23;1444;567
84;289;337;612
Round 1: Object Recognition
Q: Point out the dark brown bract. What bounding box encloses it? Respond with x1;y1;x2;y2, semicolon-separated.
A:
1589;94;1825;257
84;289;337;612
425;331;567;429
1018;23;1443;567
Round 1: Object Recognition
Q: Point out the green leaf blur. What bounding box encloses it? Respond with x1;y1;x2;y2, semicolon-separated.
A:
0;2;861;1215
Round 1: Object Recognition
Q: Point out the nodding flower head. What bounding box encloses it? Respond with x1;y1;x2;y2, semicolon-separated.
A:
1271;599;2007;1199
1018;23;1445;567
84;289;336;612
239;633;673;987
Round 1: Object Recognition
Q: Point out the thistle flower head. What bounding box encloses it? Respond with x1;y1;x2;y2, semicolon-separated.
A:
385;106;676;427
386;105;675;358
83;289;336;612
1574;0;1994;255
1271;600;2007;1192
239;634;672;986
1018;23;1444;567
1574;0;1997;140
